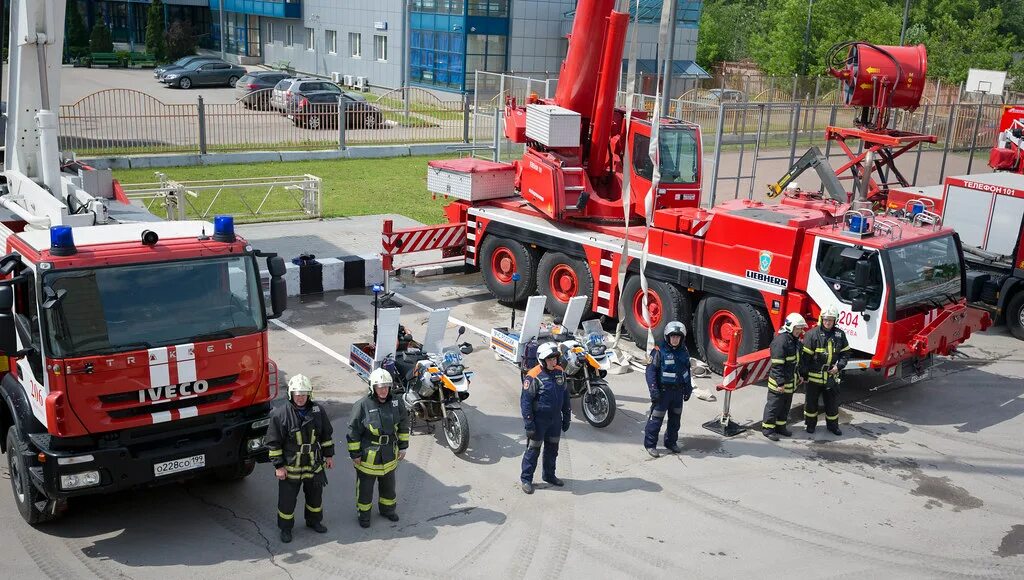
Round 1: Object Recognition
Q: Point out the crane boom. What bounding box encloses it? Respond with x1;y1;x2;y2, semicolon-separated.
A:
2;0;109;229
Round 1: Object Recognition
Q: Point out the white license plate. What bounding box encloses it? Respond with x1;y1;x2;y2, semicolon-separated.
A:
154;454;206;477
909;370;931;384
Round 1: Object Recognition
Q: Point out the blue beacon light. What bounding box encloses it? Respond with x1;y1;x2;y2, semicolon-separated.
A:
50;225;77;256
213;215;236;242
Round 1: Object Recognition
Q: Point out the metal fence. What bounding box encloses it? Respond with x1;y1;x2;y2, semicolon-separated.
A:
58;88;481;156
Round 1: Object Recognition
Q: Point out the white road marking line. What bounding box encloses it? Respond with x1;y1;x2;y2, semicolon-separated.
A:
270;318;352;367
393;292;490;338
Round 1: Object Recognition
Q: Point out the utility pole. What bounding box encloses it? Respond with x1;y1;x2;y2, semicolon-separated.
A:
801;0;814;76
219;0;226;60
899;0;911;45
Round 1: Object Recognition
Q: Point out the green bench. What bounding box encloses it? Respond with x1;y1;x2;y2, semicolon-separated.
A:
129;52;157;67
90;52;123;67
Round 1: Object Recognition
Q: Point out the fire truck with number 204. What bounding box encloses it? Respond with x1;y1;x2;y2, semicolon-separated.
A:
423;0;989;378
0;0;289;524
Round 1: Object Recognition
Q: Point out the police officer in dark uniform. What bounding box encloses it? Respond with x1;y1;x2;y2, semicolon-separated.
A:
266;374;335;543
520;342;572;494
762;313;807;441
644;321;693;457
800;305;850;436
347;368;410;528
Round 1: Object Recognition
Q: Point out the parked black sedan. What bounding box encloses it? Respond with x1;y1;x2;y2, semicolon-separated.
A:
154;55;218;79
290;92;385;130
235;71;290;109
161;61;248;89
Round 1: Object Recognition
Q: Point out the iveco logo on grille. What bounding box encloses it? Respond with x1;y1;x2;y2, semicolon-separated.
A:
745;270;788;287
138;380;210;403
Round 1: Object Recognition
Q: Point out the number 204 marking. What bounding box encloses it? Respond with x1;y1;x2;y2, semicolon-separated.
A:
837;311;860;328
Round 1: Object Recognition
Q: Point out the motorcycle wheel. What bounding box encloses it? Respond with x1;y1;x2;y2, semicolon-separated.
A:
443;409;470;454
582;384;616;428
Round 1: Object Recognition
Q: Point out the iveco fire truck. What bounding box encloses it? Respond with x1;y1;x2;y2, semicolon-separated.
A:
425;0;989;376
0;0;288;523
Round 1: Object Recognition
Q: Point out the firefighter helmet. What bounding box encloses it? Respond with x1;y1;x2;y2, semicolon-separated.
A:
368;368;393;394
536;342;560;364
820;305;840;322
664;320;686;339
781;313;808;333
287;374;313;397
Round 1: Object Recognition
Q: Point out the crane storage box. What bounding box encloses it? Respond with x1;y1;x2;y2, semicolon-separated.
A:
427;158;516;202
525;104;581;148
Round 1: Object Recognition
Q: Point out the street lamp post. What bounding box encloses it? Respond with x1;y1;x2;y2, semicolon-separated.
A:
219;0;226;60
801;0;814;76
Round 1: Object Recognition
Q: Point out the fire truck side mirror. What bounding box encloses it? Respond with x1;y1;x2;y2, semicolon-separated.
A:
266;256;288;320
851;295;868;313
0;286;15;355
267;255;286;278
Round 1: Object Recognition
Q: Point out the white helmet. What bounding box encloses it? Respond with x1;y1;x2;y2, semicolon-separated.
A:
536;342;559;364
287;374;313;397
781;313;808;334
664;320;686;339
369;368;394;394
820;305;840;321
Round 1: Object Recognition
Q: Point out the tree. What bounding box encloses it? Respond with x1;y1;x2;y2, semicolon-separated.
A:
164;20;197;61
89;21;114;53
65;1;90;57
145;0;167;60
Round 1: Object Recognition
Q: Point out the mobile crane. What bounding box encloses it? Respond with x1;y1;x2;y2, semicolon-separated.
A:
0;0;288;523
424;3;988;377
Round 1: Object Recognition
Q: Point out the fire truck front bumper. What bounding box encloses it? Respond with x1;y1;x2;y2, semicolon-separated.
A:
25;405;272;499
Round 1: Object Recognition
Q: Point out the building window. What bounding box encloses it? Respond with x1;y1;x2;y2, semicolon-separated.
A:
349;33;362;58
466;33;506;73
374;35;388;62
410;30;465;90
306;27;315;51
286;25;294;47
326;29;337;54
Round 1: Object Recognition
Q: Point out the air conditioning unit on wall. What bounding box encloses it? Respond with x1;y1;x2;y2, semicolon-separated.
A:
331;72;342;83
343;74;354;87
355;76;368;91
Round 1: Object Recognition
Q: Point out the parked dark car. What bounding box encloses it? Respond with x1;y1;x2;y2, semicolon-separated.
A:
161;61;248;89
235;71;290;109
154;56;219;79
290;92;385;130
271;78;356;114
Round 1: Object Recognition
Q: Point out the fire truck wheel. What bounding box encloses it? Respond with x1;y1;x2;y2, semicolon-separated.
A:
1006;291;1024;340
6;426;58;524
537;252;594;318
621;276;690;349
694;297;772;375
480;236;537;304
213;459;257;482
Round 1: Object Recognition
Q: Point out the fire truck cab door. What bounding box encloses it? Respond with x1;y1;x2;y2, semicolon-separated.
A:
806;237;885;356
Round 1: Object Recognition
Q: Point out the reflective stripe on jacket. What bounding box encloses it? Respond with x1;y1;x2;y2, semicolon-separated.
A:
266;401;335;480
347;394;410;476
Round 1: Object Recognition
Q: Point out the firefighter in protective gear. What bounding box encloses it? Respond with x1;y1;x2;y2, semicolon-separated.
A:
347;368;410;528
520;342;571;494
643;321;692;457
762;313;807;441
267;374;335;543
800;305;850;436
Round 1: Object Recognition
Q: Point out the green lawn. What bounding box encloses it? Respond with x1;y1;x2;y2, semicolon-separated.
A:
114;155;462;225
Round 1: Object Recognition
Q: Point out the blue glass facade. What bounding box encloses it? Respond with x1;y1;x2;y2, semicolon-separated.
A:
410;0;509;92
209;0;302;19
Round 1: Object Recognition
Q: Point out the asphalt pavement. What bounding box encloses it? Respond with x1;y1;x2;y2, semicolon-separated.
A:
1;269;1022;578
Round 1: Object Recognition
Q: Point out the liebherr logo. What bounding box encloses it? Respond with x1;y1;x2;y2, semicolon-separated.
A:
138;380;210;403
745;270;788;288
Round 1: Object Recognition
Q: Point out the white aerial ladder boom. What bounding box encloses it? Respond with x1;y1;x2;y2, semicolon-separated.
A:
2;0;110;229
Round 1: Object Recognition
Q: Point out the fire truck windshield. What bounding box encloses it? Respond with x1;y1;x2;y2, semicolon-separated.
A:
631;127;699;184
886;235;963;314
41;256;265;358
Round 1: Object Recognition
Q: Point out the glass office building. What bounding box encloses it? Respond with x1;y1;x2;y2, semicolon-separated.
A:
408;0;510;92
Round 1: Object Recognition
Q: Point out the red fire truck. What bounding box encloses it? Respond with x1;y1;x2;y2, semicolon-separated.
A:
425;2;989;375
0;0;288;523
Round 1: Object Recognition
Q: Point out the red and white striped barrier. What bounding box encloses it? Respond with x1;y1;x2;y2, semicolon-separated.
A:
703;329;771;437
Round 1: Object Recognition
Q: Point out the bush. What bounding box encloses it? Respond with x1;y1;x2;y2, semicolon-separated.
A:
65;1;90;58
145;0;167;61
165;20;197;61
89;22;114;53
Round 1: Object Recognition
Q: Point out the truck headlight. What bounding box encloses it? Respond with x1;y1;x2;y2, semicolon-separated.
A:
247;436;266;451
60;470;101;490
250;418;271;430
